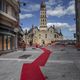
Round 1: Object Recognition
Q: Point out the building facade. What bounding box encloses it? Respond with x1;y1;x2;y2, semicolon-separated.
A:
25;25;63;45
0;0;20;54
75;0;80;47
24;0;63;45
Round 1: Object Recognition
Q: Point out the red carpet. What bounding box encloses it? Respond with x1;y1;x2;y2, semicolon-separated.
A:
20;48;51;80
32;48;51;66
20;63;45;80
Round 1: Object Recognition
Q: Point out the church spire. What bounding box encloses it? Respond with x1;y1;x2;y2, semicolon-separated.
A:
40;0;47;30
60;29;63;36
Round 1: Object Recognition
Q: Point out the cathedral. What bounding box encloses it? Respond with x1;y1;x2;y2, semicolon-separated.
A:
24;0;63;45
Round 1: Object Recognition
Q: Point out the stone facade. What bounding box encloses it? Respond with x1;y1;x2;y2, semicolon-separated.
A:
75;0;80;47
0;0;21;54
25;26;63;45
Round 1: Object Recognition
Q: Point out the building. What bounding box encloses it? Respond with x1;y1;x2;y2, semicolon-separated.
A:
18;26;24;49
75;0;80;47
0;0;20;54
40;0;47;31
24;0;63;45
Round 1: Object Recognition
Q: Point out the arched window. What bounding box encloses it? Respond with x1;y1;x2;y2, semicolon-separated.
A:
54;34;56;38
45;34;47;38
39;34;41;39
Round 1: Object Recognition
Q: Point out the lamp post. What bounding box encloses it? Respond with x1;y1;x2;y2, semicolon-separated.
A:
14;28;19;50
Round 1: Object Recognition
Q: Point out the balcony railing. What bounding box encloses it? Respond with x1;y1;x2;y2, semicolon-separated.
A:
0;10;17;22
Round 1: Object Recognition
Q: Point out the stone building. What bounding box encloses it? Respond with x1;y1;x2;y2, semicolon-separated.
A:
24;0;63;46
75;0;80;47
0;0;22;54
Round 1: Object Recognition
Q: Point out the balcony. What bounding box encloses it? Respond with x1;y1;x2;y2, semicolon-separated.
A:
0;10;17;22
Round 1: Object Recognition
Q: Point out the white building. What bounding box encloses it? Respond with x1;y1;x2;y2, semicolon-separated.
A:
24;0;63;45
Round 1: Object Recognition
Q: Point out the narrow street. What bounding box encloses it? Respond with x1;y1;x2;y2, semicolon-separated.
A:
0;45;80;80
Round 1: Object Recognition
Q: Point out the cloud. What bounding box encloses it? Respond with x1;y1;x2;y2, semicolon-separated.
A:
21;0;63;12
69;24;76;32
47;5;65;17
47;22;76;33
19;14;33;19
22;27;30;31
21;8;31;12
20;0;75;17
69;27;76;32
46;0;75;17
66;0;75;15
46;0;63;6
47;22;70;29
21;4;40;12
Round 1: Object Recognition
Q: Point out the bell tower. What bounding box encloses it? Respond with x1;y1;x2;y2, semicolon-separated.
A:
40;0;47;30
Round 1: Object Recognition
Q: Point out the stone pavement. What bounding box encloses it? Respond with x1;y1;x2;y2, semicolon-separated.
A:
0;47;43;62
0;45;80;80
41;45;80;80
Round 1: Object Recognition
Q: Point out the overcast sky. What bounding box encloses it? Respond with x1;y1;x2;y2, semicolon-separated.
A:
19;0;76;40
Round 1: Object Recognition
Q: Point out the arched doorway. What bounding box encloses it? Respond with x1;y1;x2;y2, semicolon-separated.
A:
42;40;45;45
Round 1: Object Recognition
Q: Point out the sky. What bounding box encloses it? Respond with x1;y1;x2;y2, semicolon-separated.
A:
19;0;76;40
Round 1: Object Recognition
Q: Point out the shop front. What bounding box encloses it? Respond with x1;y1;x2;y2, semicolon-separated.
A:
0;24;17;54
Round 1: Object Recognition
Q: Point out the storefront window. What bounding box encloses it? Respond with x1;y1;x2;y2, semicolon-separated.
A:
4;36;7;50
8;36;11;50
0;35;2;50
0;0;2;10
12;36;15;50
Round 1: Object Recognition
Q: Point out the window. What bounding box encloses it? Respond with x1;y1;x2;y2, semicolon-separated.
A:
11;36;15;49
45;34;47;38
4;36;7;50
54;34;56;38
0;0;7;13
51;31;52;33
7;5;12;16
8;36;11;50
6;4;8;13
0;0;2;10
3;1;7;12
12;8;17;18
39;34;41;39
0;35;2;50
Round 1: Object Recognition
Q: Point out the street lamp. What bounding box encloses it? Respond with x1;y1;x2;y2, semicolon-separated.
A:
14;28;19;50
14;28;19;33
